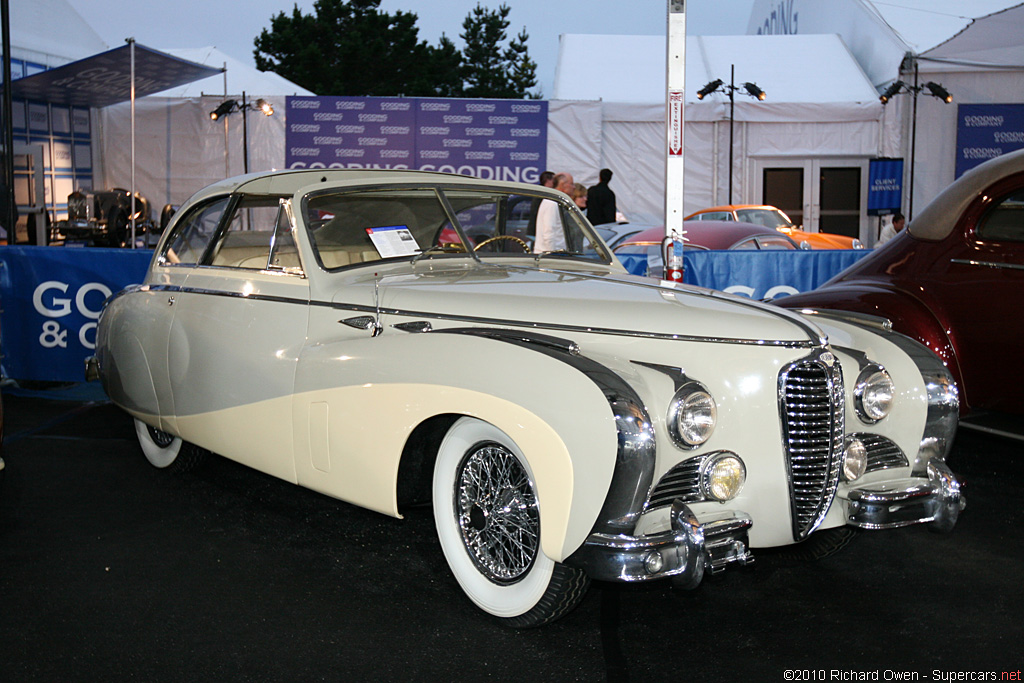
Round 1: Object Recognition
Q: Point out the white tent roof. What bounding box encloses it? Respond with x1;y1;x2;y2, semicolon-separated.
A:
148;47;314;98
921;3;1024;69
552;34;879;104
10;0;107;66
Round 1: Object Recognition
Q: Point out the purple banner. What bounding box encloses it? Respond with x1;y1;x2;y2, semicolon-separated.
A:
286;97;547;184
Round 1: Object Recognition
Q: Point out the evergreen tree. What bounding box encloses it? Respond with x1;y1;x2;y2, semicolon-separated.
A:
254;0;461;96
459;3;538;99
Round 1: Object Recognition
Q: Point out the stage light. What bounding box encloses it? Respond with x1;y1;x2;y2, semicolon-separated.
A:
925;82;953;103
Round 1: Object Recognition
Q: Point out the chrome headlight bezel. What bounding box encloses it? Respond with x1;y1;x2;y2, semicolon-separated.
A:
700;451;746;501
667;381;717;449
854;363;894;424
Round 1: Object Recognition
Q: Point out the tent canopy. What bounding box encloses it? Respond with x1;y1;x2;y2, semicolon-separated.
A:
10;43;222;108
150;47;315;97
552;34;880;104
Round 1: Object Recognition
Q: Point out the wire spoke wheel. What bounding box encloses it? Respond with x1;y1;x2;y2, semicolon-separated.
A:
456;442;540;583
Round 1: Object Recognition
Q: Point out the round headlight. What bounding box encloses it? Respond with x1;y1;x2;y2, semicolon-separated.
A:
855;365;894;423
701;452;746;501
669;384;717;448
843;438;868;481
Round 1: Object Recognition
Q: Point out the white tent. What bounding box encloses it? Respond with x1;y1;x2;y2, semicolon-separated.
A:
548;34;884;230
150;47;315;98
8;0;107;66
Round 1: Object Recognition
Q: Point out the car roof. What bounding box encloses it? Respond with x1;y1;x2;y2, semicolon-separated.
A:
909;147;1024;241
184;168;564;205
615;220;797;250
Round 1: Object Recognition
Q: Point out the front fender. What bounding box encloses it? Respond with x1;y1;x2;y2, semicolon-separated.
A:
776;283;964;406
291;331;623;562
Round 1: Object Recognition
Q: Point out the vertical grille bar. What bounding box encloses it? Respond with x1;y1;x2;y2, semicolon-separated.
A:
779;357;845;541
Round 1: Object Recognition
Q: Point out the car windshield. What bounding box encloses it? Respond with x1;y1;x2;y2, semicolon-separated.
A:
302;186;611;270
735;208;793;229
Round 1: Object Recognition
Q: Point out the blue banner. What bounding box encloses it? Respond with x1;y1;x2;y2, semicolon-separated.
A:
285;96;547;184
956;104;1024;177
617;249;874;300
867;158;903;215
0;246;152;382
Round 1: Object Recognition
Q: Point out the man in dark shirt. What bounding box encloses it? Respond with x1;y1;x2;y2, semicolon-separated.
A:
586;168;617;225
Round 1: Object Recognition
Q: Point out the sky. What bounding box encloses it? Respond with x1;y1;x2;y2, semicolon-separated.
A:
64;0;756;97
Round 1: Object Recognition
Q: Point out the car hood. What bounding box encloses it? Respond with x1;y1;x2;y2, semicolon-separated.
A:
376;263;822;345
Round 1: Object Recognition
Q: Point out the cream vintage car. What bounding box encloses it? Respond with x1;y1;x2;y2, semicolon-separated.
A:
90;169;964;627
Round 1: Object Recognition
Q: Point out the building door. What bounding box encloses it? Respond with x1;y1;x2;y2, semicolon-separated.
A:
754;158;868;241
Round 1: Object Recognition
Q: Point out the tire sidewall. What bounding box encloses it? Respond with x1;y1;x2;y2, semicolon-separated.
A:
134;418;182;469
433;417;555;619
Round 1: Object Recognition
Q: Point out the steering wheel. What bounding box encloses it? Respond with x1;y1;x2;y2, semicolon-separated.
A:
473;235;529;252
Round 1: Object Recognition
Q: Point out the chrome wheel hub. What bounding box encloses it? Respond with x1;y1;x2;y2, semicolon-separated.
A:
455;442;540;584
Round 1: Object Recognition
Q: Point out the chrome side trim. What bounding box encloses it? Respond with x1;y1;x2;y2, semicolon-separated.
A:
433;327;655;536
124;284;817;348
951;258;1024;271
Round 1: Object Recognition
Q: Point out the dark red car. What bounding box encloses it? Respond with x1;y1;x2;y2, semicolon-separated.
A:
776;148;1024;437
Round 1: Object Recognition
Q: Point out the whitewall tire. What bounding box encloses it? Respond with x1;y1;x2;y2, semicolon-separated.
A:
134;418;205;473
432;417;588;627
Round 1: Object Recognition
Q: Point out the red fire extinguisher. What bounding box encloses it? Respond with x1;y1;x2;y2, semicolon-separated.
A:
662;235;684;282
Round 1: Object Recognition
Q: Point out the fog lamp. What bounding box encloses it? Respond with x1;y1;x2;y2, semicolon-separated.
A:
843;438;868;481
701;452;746;501
644;551;665;575
669;383;717;448
855;365;894;423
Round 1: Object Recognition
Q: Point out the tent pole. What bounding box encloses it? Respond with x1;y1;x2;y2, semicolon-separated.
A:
129;37;136;248
1;0;16;242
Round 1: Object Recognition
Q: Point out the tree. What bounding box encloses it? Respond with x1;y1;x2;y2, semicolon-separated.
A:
253;0;462;97
459;4;539;99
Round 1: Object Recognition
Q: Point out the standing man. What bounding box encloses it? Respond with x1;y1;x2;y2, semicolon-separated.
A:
586;168;617;225
877;212;905;245
535;172;574;253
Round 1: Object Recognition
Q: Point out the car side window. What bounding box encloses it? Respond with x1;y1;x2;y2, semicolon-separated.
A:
206;195;301;272
159;197;231;265
977;188;1024;242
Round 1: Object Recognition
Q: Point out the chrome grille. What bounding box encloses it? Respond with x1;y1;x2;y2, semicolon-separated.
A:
779;357;844;541
852;433;909;473
646;456;704;510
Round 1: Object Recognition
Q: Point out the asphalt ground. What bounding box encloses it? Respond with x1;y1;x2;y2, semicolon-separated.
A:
1;393;1021;682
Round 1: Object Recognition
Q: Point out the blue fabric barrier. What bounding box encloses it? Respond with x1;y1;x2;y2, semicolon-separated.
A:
0;246;152;382
617;249;873;300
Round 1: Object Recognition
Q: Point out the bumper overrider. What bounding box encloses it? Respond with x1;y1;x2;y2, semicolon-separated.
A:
566;501;754;586
845;460;965;532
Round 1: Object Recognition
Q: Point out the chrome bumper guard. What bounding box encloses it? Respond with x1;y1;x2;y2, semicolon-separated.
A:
845;460;965;532
567;501;754;587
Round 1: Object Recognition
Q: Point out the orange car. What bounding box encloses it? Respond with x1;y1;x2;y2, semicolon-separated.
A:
685;205;864;250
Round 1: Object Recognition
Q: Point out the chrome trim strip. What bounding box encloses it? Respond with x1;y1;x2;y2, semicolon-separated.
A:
951;258;1024;271
128;284;817;348
434;327;655;536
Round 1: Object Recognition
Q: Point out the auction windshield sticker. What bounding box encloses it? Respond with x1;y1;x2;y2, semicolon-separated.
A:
285;96;547;184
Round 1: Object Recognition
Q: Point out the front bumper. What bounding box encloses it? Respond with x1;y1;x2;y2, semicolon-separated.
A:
566;500;754;587
845;460;965;532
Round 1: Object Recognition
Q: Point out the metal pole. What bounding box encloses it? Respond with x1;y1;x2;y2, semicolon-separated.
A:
663;0;686;282
909;62;918;221
129;38;137;248
242;91;249;174
728;64;735;205
1;0;16;241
